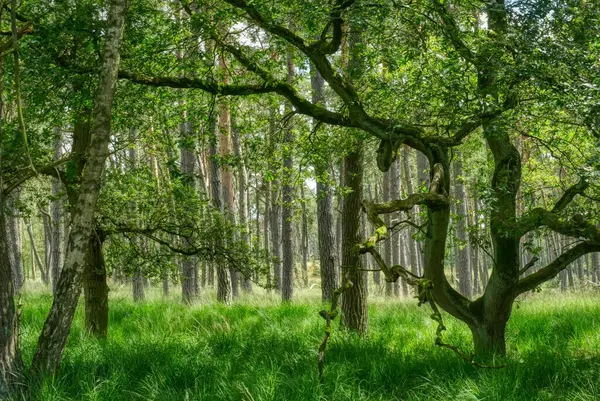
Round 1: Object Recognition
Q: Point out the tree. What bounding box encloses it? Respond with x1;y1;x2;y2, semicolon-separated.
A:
116;0;600;359
281;51;296;302
30;0;127;374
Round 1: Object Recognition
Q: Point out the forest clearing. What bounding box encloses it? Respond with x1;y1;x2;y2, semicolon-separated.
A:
1;0;600;400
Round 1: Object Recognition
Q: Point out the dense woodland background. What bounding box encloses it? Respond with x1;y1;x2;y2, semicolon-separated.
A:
1;0;600;399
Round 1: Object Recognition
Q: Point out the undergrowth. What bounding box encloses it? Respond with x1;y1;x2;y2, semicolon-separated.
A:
11;286;600;400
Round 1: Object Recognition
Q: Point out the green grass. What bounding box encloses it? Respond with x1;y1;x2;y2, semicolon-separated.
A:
11;286;600;400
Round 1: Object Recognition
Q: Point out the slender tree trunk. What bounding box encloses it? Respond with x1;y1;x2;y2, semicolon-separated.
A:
403;147;419;278
390;158;401;296
51;128;64;292
281;51;295;302
301;185;309;287
372;184;381;288
453;158;472;298
41;207;52;282
471;197;481;294
83;228;108;337
269;114;282;292
340;144;368;334
180;119;198;304
416;151;429;274
129;128;145;303
26;221;48;284
6;190;23;290
30;0;126;374
263;182;272;291
383;169;393;296
232;122;252;293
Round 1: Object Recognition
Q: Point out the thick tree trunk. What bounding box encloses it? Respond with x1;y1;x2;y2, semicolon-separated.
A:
84;228;108;338
30;0;126;375
218;54;236;302
0;193;24;395
340;144;368;334
311;63;338;302
470;317;509;358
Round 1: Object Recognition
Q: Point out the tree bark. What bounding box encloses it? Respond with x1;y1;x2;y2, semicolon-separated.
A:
232;121;252;293
281;51;295;302
180;119;198;304
340;143;368;334
453;158;472;298
30;0;126;374
300;184;309;287
83;228;108;338
263;181;272;291
218;53;236;302
6;190;23;290
403;147;420;278
129;128;145;303
382;169;393;296
0;193;23;396
0;69;24;392
311;63;338;302
269;113;282;292
51;128;64;293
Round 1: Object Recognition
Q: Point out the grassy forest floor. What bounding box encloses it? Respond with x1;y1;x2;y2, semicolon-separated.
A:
14;284;600;401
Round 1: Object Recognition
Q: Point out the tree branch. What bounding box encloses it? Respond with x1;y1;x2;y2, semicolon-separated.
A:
518;256;539;276
3;155;71;195
517;242;600;294
517;178;592;238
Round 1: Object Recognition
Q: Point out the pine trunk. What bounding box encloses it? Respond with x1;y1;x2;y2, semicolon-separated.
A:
453;159;472;298
281;52;295;302
180;119;198;304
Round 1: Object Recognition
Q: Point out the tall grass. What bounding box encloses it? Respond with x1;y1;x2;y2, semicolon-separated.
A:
11;285;600;400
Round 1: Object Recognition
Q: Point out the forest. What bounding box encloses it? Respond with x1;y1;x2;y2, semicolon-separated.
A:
0;0;599;399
